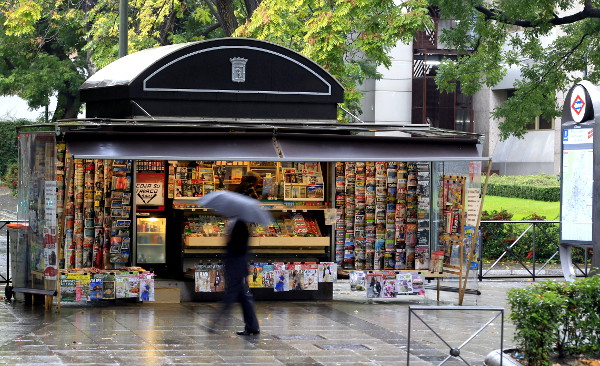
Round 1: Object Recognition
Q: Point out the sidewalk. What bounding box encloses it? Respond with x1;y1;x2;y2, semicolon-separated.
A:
0;280;525;365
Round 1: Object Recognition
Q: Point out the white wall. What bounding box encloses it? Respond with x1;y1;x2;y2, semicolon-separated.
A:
359;42;413;124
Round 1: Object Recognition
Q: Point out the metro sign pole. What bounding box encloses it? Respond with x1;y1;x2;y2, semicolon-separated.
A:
560;81;600;277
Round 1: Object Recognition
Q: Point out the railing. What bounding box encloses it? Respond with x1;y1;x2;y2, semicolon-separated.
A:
407;306;504;365
478;220;592;281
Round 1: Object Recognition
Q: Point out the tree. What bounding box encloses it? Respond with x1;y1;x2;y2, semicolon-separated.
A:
429;0;600;140
0;0;240;119
0;0;90;120
236;0;431;120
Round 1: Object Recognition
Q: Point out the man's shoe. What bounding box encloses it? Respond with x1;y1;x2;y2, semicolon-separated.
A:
236;330;260;336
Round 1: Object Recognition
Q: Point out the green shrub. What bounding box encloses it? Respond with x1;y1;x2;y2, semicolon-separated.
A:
487;183;560;202
480;210;562;262
2;162;18;192
507;276;600;365
486;174;560;202
0;119;34;177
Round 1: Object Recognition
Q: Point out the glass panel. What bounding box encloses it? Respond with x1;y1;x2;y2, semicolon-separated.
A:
136;217;166;263
17;131;58;284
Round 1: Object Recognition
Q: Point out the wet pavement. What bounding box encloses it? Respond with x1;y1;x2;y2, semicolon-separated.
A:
0;185;525;365
0;279;526;366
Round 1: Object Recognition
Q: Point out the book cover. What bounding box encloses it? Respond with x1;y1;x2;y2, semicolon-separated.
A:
60;278;76;302
412;272;425;295
349;270;366;291
302;269;318;290
115;275;129;298
195;270;211;292
139;278;154;301
415;245;430;270
262;264;274;288
273;269;289;292
382;278;397;298
430;250;444;273
396;273;413;294
289;269;304;291
366;272;383;298
318;262;337;282
89;279;103;300
128;276;140;298
103;280;116;299
248;263;264;288
209;268;224;292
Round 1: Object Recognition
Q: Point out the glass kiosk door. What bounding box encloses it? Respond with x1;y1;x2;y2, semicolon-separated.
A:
136;217;167;264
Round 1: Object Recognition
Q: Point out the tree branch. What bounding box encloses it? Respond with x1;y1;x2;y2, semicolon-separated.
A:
475;5;600;27
200;22;221;37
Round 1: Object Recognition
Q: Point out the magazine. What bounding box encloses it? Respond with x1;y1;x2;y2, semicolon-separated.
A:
396;273;413;294
318;262;337;282
273;269;289;292
366;272;383;298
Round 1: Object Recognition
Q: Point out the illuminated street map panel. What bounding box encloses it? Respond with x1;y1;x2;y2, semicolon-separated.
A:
561;128;593;242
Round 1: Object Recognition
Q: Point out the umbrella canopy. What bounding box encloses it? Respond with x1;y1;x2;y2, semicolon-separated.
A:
197;191;273;226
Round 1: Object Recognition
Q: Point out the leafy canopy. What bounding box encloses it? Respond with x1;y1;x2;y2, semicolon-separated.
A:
430;0;600;139
236;0;431;121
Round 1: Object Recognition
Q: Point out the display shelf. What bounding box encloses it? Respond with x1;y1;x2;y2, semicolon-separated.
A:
138;232;166;235
184;236;329;248
137;243;165;246
184;248;326;255
174;202;330;210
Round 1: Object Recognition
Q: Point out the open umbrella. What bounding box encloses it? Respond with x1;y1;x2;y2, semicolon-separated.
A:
197;191;272;226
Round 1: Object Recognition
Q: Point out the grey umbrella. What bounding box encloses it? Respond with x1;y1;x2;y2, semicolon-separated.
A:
197;190;273;226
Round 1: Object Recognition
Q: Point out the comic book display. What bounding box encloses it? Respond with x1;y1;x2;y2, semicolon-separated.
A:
335;162;431;271
59;268;154;302
193;262;337;292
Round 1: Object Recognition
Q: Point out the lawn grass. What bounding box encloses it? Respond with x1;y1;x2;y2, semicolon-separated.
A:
482;195;560;220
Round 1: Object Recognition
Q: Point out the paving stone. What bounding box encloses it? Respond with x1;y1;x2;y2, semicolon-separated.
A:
0;280;524;365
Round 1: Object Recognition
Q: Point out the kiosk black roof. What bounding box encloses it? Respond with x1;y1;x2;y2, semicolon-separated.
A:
80;38;344;120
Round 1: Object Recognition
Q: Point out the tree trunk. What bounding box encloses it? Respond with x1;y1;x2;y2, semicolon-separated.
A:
244;0;259;20
216;0;238;36
53;88;81;120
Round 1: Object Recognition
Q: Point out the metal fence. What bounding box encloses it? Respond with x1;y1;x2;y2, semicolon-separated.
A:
478;220;592;281
407;305;504;365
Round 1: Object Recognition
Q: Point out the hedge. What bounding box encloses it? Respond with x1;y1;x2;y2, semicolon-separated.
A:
486;183;560;201
486;174;560;202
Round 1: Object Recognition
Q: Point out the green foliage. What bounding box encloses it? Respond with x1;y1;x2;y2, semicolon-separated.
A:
487;184;560;202
236;0;432;121
507;277;600;365
430;0;600;139
487;174;560;187
0;120;31;176
480;210;562;262
1;0;225;119
2;162;18;191
0;0;88;119
486;174;560;201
